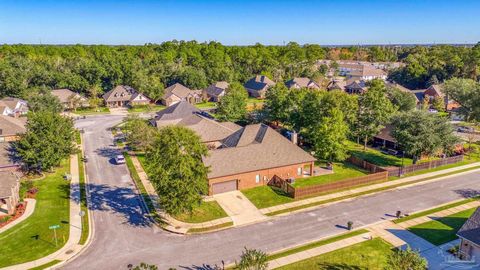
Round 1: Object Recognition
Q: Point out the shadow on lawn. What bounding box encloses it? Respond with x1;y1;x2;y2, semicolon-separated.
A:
59;182;152;227
179;264;224;270
317;262;363;270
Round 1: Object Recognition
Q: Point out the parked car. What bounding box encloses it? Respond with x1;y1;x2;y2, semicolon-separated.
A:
457;126;474;133
114;155;126;164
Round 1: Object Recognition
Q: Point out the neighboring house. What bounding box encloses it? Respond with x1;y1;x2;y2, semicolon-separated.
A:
162;83;203;107
204;81;229;102
373;125;397;149
103;85;151;107
411;89;427;105
348;65;387;81
285;78;320;90
244;75;275;98
204;123;316;194
0;171;20;215
0;105;13;116
0;98;28;117
345;79;367;94
327;78;347;91
385;82;420;103
0;142;18;172
457;207;480;262
152;101;241;148
0;115;26;142
424;84;460;111
52;89;89;109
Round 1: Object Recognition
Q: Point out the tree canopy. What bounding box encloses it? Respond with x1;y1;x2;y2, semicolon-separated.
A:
15;112;76;172
443;77;480;121
391;110;459;163
144;126;209;215
215;82;248;122
385;247;428;270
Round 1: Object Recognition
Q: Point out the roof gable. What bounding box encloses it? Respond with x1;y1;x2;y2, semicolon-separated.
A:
457;207;480;245
244;75;275;91
164;83;192;99
103;85;138;102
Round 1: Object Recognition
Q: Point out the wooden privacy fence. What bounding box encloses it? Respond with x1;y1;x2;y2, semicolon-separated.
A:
383;155;464;177
268;162;389;199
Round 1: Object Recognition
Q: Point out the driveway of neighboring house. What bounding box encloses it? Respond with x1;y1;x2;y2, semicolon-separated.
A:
213;191;268;226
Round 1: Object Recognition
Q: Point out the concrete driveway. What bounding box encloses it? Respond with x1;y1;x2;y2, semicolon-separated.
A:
63;114;480;270
213;191;268;226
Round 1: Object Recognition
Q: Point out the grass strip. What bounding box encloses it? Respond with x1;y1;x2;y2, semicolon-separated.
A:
124;153;161;223
77;153;89;245
267;166;480;216
28;260;62;270
268;229;369;261
187;222;234;234
394;197;479;224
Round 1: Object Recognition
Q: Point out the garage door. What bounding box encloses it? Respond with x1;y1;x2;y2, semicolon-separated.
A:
212;180;237;194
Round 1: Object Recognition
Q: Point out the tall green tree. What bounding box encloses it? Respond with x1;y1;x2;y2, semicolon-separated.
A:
263;83;291;124
15;112;76;172
27;92;63;113
216;82;248;122
386;86;417;112
355;80;396;149
431;95;445;112
385;247;428;270
145;126;209;215
307;108;348;162
443;78;480;121
123;115;157;151
391;110;459;163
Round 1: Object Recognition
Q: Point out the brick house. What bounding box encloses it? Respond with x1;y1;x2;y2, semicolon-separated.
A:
103;85;151;107
161;83;203;107
424;84;460;111
0;171;20;215
457;207;480;262
203;124;315;194
152;102;316;195
244;75;275;99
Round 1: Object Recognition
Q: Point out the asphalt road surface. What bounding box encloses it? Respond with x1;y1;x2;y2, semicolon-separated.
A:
64;114;480;270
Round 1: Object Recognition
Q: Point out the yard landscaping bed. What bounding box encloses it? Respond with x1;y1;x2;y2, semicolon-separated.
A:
74;107;110;115
408;208;476;246
276;238;393;270
173;201;227;223
195;102;216;109
128;104;166;113
0;159;70;268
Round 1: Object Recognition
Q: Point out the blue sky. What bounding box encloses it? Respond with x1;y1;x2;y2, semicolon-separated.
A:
1;0;479;45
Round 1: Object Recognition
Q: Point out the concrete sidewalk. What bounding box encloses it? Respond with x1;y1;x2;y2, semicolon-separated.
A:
214;191;268;226
268;232;372;269
1;154;84;270
128;153;233;234
261;162;480;215
0;199;36;234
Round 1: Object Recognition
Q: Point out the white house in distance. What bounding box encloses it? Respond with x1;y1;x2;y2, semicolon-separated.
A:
0;98;28;117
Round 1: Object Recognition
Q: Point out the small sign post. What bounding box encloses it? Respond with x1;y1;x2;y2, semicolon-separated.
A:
49;224;60;246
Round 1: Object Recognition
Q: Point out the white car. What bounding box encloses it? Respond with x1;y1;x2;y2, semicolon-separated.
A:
114;155;126;164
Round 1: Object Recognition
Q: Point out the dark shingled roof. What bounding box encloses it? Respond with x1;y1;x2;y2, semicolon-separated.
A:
203;124;316;178
244;75;275;91
457;207;480;245
152;101;199;123
205;81;229;97
374;125;396;143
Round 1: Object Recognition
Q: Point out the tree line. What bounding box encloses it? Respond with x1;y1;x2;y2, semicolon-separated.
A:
1;42;479;101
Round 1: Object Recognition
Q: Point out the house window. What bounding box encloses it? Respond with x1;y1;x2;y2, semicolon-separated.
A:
297;167;302;176
255;174;260;183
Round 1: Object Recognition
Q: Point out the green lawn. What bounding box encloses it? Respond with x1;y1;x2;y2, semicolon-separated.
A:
394;198;478;223
78;153;89;245
195;101;216;109
346;141;413;167
293;162;369;188
173;201;228;223
74;107;110;115
127;104;166;113
268;229;369;260
27;260;62;270
276;238;393;270
409;208;476;246
0;160;70;267
242;186;294;209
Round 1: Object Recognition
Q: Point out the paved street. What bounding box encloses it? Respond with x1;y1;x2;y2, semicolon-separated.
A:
65;114;480;270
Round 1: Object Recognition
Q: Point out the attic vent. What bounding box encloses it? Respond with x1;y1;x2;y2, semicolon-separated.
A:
254;125;268;143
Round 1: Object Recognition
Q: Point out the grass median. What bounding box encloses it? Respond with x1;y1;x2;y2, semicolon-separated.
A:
78;153;89;245
0;160;70;268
